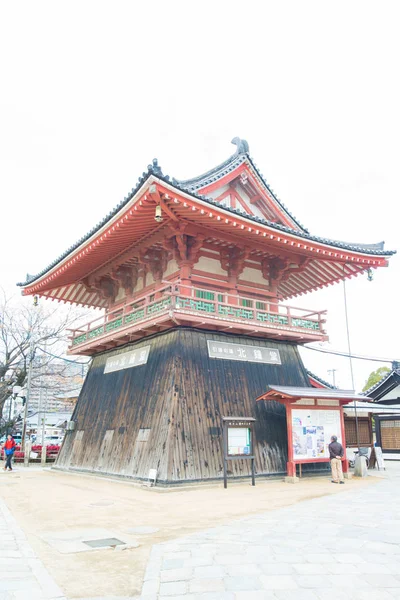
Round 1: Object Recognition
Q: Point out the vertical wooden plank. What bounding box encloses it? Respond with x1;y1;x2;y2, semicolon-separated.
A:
57;328;314;483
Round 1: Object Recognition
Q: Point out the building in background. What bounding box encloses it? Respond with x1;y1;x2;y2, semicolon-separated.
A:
306;369;337;390
18;139;394;483
22;411;72;445
364;362;400;458
28;359;87;412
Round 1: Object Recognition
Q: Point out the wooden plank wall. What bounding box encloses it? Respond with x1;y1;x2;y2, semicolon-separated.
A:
56;327;311;483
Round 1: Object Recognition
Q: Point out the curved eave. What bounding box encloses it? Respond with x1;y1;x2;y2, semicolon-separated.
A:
19;174;166;304
19;176;395;305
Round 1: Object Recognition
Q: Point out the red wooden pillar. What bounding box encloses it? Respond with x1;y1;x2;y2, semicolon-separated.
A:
339;405;349;474
180;262;192;297
228;275;239;306
269;283;279;314
286;404;296;477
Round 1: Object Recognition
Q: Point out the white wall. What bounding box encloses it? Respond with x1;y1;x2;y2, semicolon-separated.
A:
240;266;266;285
164;259;179;278
196;256;226;276
379;384;400;401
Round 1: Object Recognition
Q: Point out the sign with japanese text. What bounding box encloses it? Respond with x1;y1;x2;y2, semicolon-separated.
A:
104;345;150;374
207;340;281;365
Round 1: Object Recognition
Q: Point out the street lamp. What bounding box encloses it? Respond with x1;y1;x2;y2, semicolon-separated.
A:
8;386;23;424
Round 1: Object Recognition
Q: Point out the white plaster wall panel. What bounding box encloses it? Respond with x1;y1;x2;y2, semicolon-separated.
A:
240;267;265;285
379;385;400;401
115;286;126;303
135;276;144;292
207;184;230;200
164;259;179;277
196;256;226;276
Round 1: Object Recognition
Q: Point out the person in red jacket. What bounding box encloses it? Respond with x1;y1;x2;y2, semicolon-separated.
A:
2;435;16;471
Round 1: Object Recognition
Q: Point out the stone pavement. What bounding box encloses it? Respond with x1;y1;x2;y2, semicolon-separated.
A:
1;465;400;599
0;498;66;600
140;466;400;600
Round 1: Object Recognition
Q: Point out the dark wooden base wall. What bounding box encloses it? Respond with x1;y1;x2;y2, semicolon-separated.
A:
56;328;311;483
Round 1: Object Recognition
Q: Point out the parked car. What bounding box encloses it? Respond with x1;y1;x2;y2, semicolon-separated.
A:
44;436;64;445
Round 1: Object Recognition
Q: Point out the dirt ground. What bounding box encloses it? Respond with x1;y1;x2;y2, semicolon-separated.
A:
0;467;377;598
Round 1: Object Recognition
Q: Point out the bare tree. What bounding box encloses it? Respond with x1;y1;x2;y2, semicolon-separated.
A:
0;290;90;436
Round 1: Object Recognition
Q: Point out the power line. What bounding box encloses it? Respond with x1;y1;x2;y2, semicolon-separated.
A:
302;345;397;364
36;346;90;365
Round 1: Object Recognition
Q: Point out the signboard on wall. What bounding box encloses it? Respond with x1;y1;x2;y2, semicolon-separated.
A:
291;409;341;460
227;427;252;456
207;340;281;365
104;345;150;374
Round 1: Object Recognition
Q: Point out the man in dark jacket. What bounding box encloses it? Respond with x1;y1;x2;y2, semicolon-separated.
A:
328;435;344;484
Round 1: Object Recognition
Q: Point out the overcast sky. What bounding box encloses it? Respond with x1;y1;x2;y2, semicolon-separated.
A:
1;1;399;391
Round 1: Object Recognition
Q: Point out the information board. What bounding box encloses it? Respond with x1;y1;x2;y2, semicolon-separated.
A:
227;427;251;456
104;345;150;374
291;409;341;460
207;340;281;365
373;446;385;470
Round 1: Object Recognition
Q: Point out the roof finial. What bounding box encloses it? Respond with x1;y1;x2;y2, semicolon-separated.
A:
231;137;249;155
148;158;163;177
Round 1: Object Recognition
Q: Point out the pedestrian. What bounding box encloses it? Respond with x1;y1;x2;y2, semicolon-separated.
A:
2;434;16;471
329;435;345;484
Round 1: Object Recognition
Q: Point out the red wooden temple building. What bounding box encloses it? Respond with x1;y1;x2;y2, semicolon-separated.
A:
18;138;394;483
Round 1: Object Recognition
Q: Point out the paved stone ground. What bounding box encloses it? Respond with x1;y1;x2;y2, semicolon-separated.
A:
0;498;66;600
1;465;400;599
140;465;400;600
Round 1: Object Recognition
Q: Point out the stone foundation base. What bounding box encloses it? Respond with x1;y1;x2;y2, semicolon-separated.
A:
284;476;300;484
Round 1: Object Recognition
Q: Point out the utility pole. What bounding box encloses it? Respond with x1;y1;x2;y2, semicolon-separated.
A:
36;342;46;445
41;386;48;446
327;369;337;387
343;276;360;451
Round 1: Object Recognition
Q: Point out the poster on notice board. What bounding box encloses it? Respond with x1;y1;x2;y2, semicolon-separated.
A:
292;409;341;460
227;427;252;456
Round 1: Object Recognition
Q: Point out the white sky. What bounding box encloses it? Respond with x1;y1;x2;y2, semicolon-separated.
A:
1;1;399;391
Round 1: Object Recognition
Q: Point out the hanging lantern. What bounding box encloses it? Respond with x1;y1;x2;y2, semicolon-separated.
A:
367;268;373;282
154;205;163;223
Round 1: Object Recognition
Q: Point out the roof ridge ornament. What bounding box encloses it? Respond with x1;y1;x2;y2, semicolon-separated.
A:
148;158;163;177
231;137;249;155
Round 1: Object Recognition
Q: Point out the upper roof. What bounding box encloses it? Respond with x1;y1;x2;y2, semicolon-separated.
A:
18;138;395;307
176;137;307;232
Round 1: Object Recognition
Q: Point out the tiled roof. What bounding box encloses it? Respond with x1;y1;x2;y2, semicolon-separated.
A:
362;368;400;397
306;369;337;389
18;148;396;288
18;161;159;287
261;385;368;401
176;144;308;232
